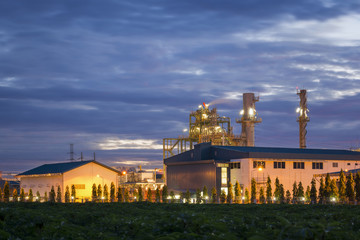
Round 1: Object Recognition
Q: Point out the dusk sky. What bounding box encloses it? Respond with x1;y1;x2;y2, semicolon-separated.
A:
1;0;360;172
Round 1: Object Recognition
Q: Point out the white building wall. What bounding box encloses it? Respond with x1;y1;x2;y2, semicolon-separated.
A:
63;162;118;201
231;158;360;198
20;175;63;199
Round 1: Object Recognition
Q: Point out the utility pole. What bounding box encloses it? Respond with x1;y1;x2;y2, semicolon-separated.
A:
69;144;75;161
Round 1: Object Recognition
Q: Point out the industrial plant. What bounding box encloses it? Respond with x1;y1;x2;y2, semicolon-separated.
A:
163;90;360;200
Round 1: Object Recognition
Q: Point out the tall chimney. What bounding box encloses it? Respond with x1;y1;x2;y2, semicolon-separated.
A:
296;89;310;148
237;93;262;146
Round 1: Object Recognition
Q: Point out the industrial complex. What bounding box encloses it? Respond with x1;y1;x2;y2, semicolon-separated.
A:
163;90;360;200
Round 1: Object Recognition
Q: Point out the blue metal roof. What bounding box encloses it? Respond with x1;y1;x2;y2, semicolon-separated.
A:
214;145;360;156
17;160;94;176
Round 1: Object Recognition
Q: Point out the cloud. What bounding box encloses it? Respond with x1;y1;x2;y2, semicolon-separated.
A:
98;138;163;150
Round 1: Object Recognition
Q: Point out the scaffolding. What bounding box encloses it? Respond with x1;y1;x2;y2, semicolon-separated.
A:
163;102;246;159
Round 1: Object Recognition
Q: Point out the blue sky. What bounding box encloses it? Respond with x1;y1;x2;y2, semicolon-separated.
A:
1;0;360;172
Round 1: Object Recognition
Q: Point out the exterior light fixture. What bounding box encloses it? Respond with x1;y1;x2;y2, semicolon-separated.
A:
249;108;254;116
240;109;244;115
183;128;188;132
296;107;300;113
258;167;263;171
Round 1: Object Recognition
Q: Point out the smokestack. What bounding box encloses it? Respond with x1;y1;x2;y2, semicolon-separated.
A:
296;89;310;148
238;93;262;146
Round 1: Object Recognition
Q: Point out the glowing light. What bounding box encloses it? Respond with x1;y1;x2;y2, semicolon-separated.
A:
198;105;202;109
183;128;188;132
202;114;208;119
249;108;254;116
345;169;348;172
242;197;245;200
301;197;305;201
240;109;244;115
331;197;336;202
258;167;263;171
122;171;127;175
296;107;300;113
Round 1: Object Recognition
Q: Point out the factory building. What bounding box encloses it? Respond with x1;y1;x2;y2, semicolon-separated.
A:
164;142;360;198
16;160;120;202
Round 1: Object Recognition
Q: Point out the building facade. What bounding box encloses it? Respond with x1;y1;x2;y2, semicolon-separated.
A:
16;160;120;202
164;142;360;199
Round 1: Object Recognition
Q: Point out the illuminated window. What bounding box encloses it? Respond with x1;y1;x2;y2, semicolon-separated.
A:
221;167;227;185
312;162;323;169
293;162;304;169
333;162;338;167
274;162;285;169
253;161;265;168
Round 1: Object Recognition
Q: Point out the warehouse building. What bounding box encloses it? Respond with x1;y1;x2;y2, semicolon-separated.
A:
164;142;360;198
16;160;120;202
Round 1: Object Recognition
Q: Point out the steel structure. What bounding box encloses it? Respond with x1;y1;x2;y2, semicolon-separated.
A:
236;93;262;147
163;102;243;159
163;94;262;158
296;89;310;149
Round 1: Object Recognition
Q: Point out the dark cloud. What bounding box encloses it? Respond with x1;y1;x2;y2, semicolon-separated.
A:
0;0;360;172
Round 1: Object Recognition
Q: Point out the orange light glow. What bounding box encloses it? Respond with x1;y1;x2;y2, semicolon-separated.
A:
122;171;127;175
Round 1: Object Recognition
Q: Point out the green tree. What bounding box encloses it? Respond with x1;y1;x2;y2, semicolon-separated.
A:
110;182;115;202
44;192;48;202
0;187;2;202
274;178;281;203
319;177;325;204
310;178;317;204
305;186;310;203
227;182;234;204
124;188;130;202
220;190;226;203
170;191;175;203
71;185;76;202
155;188;161;202
49;186;55;203
339;169;346;203
3;181;10;202
103;184;109;202
97;184;102;201
185;190;191;203
56;186;62;203
244;188;250;204
117;187;123;203
211;187;217;203
36;191;41;202
324;173;331;202
346;172;355;202
64;186;70;203
259;187;265;204
203;186;209;203
196;188;202;204
266;176;272;203
234;181;241;203
92;184;97;202
147;188;152;202
251;178;257;203
162;185;168;203
297;182;305;203
330;179;339;201
292;181;298;204
20;188;25;202
285;190;291;204
138;186;143;201
355;172;360;202
28;189;33;202
12;189;18;202
279;184;285;203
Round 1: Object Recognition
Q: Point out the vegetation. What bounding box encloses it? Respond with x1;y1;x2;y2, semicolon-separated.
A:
234;181;241;203
3;182;10;202
2;203;360;239
202;186;208;203
56;186;62;203
65;186;70;203
227;182;234;204
110;182;115;202
103;184;109;202
266;176;272;204
250;178;256;204
71;185;76;202
211;187;217;204
162;185;168;203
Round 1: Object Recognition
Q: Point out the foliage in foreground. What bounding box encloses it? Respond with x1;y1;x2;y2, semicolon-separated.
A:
1;203;360;239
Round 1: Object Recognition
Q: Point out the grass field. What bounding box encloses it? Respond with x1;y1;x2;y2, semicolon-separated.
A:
1;202;360;239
